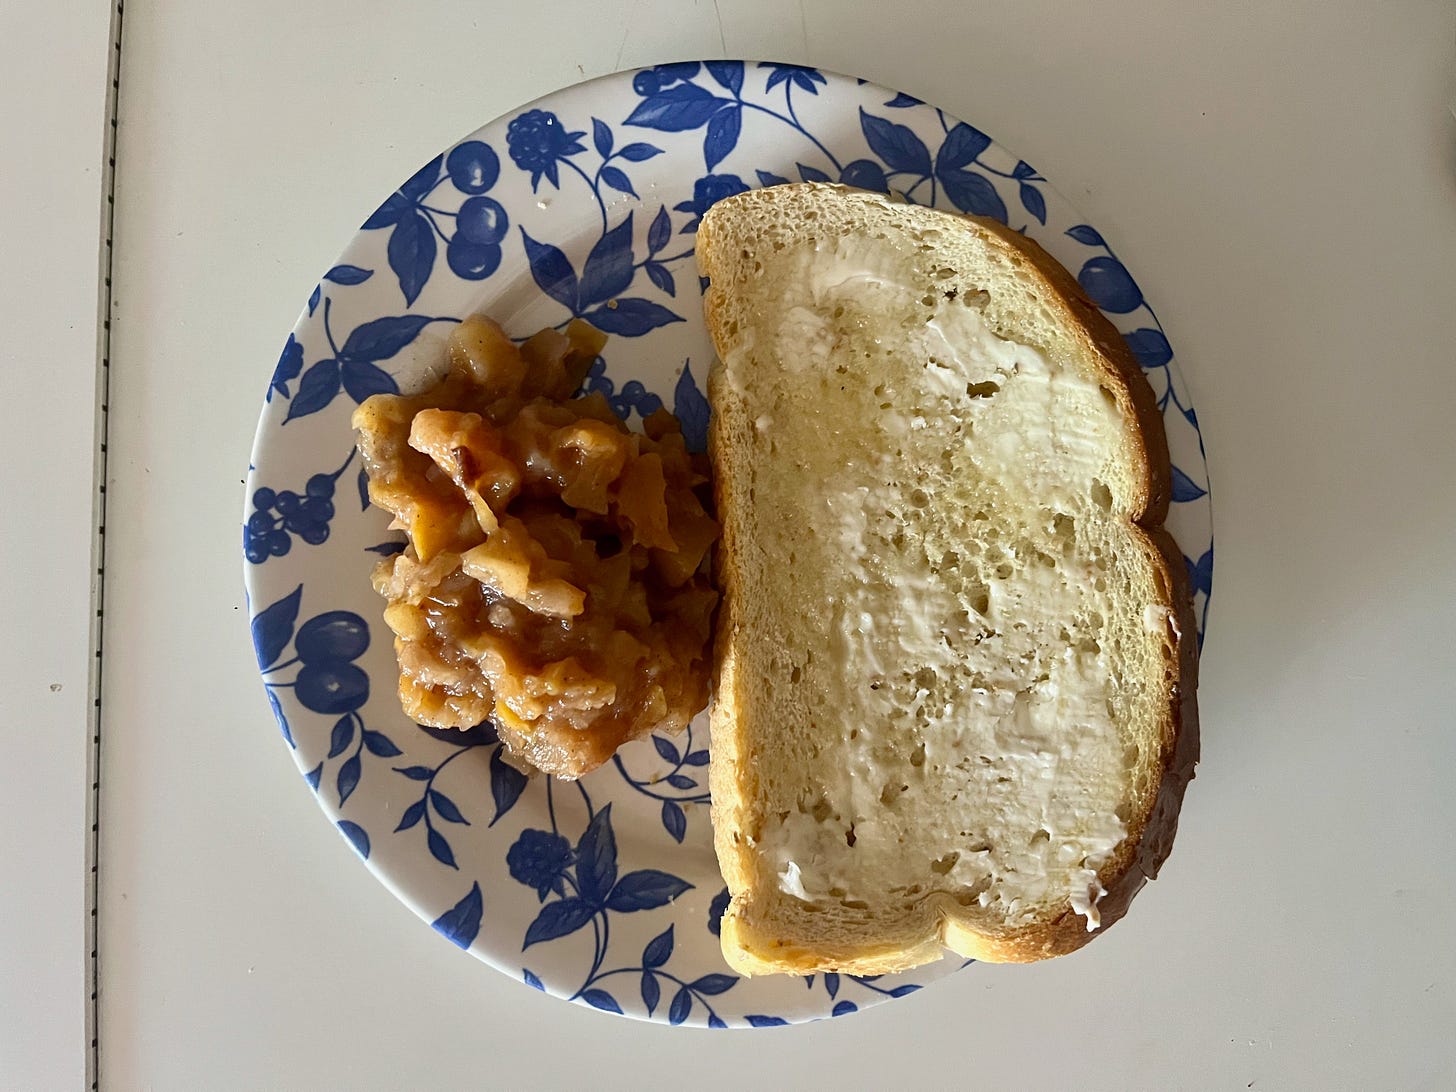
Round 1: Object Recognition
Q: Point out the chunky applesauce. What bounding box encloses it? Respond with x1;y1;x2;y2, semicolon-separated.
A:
353;315;718;779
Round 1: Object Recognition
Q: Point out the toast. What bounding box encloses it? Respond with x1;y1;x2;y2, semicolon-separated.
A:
697;184;1197;973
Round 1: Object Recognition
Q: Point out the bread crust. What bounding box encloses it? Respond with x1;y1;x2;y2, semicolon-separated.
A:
700;184;1198;972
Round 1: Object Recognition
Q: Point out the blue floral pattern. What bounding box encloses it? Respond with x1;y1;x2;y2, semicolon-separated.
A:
244;63;1213;1028
362;142;510;304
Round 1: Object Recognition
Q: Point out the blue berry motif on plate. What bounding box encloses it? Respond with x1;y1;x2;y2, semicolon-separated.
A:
244;450;353;563
363;141;510;303
244;62;1213;1028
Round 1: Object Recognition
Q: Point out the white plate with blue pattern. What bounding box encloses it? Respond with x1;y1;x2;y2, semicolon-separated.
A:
244;62;1213;1027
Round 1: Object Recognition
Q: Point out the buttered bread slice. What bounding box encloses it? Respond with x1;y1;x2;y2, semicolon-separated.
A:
698;184;1197;973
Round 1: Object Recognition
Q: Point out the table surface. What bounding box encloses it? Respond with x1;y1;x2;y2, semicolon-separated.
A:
9;0;1456;1087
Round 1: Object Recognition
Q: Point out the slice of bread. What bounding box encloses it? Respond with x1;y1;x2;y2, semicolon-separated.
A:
697;184;1198;973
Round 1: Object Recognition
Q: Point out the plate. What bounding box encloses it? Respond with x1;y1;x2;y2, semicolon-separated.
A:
244;62;1213;1027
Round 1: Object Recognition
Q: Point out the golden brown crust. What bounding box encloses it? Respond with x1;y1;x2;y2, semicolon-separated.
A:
699;185;1198;971
958;213;1172;526
937;212;1195;961
704;350;757;933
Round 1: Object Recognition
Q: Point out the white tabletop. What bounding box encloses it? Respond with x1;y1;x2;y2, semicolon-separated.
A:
12;0;1456;1087
1;3;114;1087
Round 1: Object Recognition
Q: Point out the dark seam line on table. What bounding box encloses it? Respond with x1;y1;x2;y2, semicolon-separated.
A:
88;2;125;1088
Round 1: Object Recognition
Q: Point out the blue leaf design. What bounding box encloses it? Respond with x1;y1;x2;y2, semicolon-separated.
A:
251;584;301;670
387;211;435;306
832;1000;858;1017
328;714;355;758
661;799;686;843
644;262;675;297
1186;546;1214;596
365;540;406;556
579;213;636;308
581;988;623;1014
887;983;922;997
304;762;323;790
937;122;993;171
357;730;398;758
1013;160;1038;180
523;968;544;991
396;765;433;781
642;924;674;968
1123;327;1173;370
674;362;710;453
939;168;1007;222
324;264;373;285
760;63;826;95
1170;465;1207;502
824;972;840;999
797;162;832;184
1078;256;1144;313
266;688;293;747
704;106;741;171
1065;223;1106;247
1019;183;1047;225
395;798;426;832
665;773;696;790
756;169;790;187
647;206;671;254
523;896;596;947
308;286;320;318
625;84;729;131
337;820;370;859
362;192;410;231
430;789;469;824
427;827;457;869
859;109;931;175
270;334;303;399
489;745;528;826
745;1014;788;1027
283;360;340;423
400;154;443;202
575;805;618;904
520;228;580;311
340;314;438;364
689;974;736;996
840;159;888;193
668;986;692;1025
683;749;709;767
599;166;637;198
337;754;361;806
582;298;683;337
431;882;483;949
617;142;663;162
641;971;661;1015
592;117;613;158
357;467;370;511
652;735;681;764
605;869;691;912
705;60;744;94
884;91;923;108
341;359;399;402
